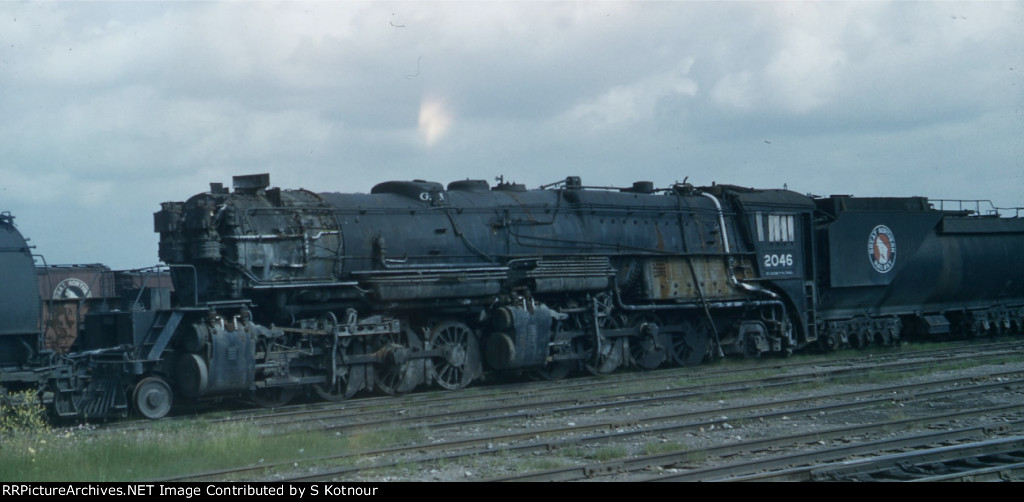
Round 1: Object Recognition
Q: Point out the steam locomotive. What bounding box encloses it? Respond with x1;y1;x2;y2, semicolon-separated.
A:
3;174;1023;420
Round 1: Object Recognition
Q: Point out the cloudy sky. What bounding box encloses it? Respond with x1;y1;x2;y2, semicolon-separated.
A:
1;1;1021;268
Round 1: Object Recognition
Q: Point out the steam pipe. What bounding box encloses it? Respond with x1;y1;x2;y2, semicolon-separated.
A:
699;191;780;301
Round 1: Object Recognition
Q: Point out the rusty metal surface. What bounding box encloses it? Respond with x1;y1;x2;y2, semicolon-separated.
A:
36;265;173;353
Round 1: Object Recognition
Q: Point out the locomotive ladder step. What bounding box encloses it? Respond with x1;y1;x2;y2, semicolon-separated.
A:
804;281;819;341
138;311;185;361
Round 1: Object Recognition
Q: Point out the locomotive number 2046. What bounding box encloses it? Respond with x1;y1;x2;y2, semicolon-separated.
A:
763;253;794;268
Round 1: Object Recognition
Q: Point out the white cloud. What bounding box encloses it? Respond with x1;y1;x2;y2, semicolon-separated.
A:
563;59;698;130
710;71;756;111
709;3;852;115
763;30;847;114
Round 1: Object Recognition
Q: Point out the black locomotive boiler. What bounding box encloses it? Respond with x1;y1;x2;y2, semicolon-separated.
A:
4;173;1024;420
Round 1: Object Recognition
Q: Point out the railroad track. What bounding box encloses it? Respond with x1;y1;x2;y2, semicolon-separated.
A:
123;338;1024;435
674;430;1024;482
489;382;1024;481
147;339;1024;482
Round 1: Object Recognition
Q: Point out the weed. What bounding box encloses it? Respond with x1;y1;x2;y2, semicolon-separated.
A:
0;389;49;437
344;424;426;451
556;444;586;459
586;445;627;462
686;449;708;464
642;440;684;456
519;456;568;472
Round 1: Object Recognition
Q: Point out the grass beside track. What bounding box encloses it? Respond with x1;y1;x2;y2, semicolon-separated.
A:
0;419;365;481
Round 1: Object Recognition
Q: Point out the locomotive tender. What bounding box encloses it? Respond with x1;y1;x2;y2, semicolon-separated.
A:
3;174;1024;420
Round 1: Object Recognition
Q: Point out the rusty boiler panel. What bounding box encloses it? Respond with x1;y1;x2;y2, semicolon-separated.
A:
642;257;748;300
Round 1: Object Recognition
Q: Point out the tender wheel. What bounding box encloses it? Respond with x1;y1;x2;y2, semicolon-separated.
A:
851;329;869;348
315;339;366;402
819;330;840;352
670;320;709;367
133;376;173;420
373;328;425;395
428;321;481;390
